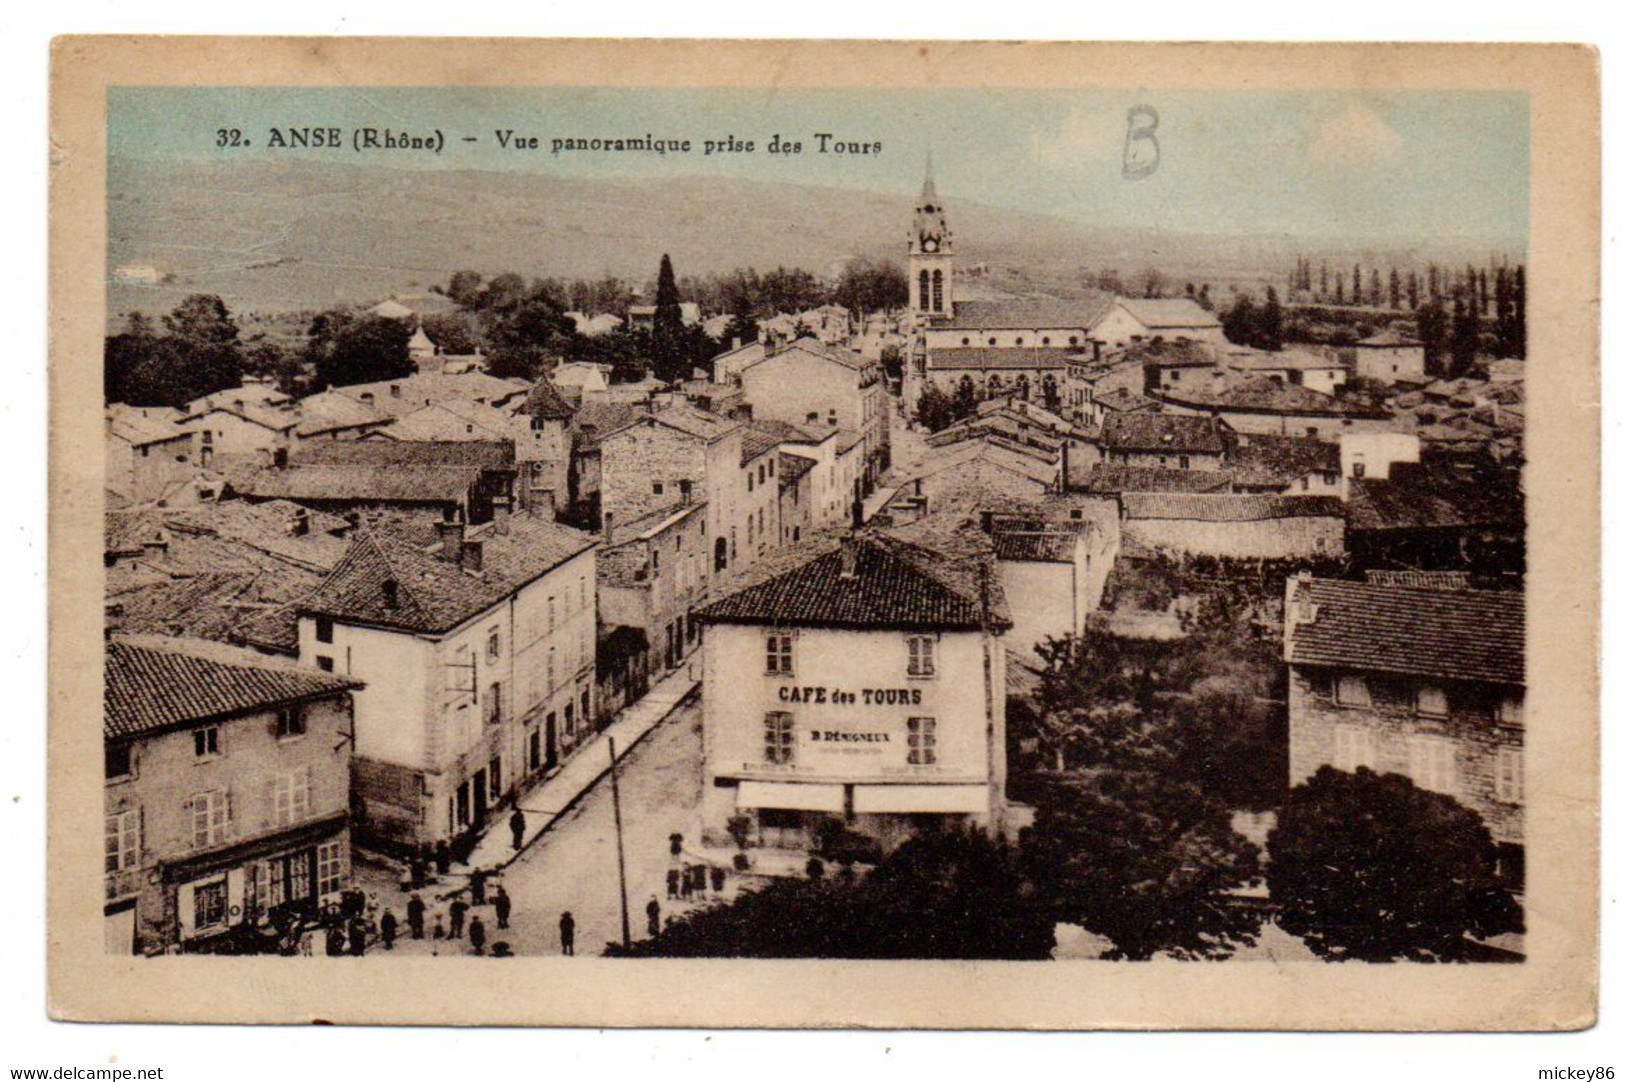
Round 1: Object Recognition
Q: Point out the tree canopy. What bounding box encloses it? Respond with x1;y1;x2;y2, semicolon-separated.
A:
1268;766;1522;961
104;295;245;408
303;309;414;390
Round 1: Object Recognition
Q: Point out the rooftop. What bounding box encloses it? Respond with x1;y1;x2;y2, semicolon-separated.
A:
519;377;578;420
1159;377;1387;417
105;635;359;740
1102;412;1229;455
292;439;514;471
1287;576;1524;686
1082;464;1236;495
240;464;486;505
300;515;595;634
926;347;1073;372
699;529;1010;632
1121;492;1345;522
1346;455;1524;532
989;530;1078;563
934;295;1115;332
1115;297;1223;330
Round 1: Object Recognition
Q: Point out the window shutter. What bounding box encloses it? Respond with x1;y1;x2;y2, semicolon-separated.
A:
181;796;195;848
262;777;275;831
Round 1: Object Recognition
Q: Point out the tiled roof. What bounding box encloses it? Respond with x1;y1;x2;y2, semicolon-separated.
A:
570;400;645;452
926;347;1072;372
990;530;1077;563
740;424;784;465
1082;464;1235;495
1227;347;1346;372
1115;297;1222;329
1346;456;1523;532
105;636;359;740
519;378;577;420
603;404;740;444
1158;377;1386;417
1121;493;1345;522
385;402;513;442
1286;576;1524;686
301;516;594;634
1229;435;1341;484
293;440;514;471
108;408;189;446
1102;412;1228;454
1095;387;1159;413
749;418;831;445
699;530;1010;632
1365;570;1473;590
778;452;816;487
243;464;484;505
295;391;391;437
934;295;1114;331
1357;331;1422;347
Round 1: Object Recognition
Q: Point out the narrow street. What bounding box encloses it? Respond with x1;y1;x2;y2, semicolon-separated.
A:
358;699;709;957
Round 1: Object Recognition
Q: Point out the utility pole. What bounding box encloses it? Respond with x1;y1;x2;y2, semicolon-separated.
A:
608;736;631;949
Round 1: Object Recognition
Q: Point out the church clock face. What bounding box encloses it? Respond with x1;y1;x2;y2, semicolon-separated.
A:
923;238;938;253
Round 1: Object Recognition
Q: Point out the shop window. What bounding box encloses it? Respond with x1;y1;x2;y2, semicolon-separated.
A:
193;879;228;931
763;711;795;765
317;841;345;898
907;636;936;678
907;717;938;766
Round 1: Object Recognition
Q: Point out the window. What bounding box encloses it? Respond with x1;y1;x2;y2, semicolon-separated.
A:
193;725;220;759
315;616;333;644
653;481;664;496
317;841;345;897
1407;735;1458;795
105;808;139;875
581;689;591;723
1497;694;1524;726
907;717;938;765
188;789;231;849
1178;455;1191;470
275;707;306;740
272;769;312;827
1496;746;1524;804
489;756;503;797
105;743;133;781
747;473;754;492
486;682;503;726
907;636;936;678
1334;675;1370;707
765;633;794;676
193;879;228;931
1332;723;1376;772
1415;684;1448;717
315;656;334;672
487;628;501;661
763;712;795;765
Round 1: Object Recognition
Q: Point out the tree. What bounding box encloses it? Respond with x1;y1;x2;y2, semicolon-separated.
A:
831;256;908;317
649;254;689;385
1389;268;1402;310
304;310;414;389
1449;292;1479;377
1022;770;1262;960
610;828;1054;959
1268;767;1523;961
1258;287;1284;351
444;270;484;309
164;293;245;397
482;283;576;380
914;381;971;433
104;298;245;408
1140;267;1166;298
420;310;482;355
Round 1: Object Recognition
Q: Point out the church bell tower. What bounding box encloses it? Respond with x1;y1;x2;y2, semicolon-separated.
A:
908;154;954;320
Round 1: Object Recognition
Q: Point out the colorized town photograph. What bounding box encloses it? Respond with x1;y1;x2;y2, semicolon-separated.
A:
99;85;1529;964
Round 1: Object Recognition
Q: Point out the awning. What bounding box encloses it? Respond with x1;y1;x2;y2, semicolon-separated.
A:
852;784;991;816
736;780;845;813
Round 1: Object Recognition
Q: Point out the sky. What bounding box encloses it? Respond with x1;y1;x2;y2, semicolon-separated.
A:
109;86;1529;246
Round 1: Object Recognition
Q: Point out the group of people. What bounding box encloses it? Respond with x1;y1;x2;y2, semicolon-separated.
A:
384;866;515;956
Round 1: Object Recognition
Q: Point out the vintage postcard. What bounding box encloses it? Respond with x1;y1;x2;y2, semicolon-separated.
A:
49;38;1598;1029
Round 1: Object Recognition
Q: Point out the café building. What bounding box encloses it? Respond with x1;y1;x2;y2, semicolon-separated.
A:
695;527;1012;854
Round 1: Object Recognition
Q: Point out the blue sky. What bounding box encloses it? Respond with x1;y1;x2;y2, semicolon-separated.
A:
109;86;1528;245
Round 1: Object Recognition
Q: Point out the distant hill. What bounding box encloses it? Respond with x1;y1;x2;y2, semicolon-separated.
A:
107;156;1521;321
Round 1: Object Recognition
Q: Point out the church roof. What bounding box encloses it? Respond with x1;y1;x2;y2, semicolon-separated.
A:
933;295;1114;331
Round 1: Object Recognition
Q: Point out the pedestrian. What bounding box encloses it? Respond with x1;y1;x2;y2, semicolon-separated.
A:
325;923;344;957
408;849;425;889
433;913;445;940
666;867;680;899
469;916;486;956
646;896;661;937
449;898;468;938
470;867;487;906
434;841;451;877
669;832;684;859
710;865;726;894
348;918;366;957
407;893;425;939
692;865;707;899
493;886;511;930
559;911;575;956
380;910;397;951
509;808;527;852
679;865;693;900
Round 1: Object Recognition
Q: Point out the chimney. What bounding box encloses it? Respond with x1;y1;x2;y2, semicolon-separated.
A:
291;507;310;537
492;498;512;534
435;519;463;558
979;510;995;534
1092;340;1102;362
104;602;125;640
602;511;615;547
839;533;859;579
382;578;399;610
460;538;484;572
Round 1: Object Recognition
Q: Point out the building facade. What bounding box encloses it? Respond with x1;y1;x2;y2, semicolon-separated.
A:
696;530;1011;856
104;636;360;954
1284;576;1525;889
